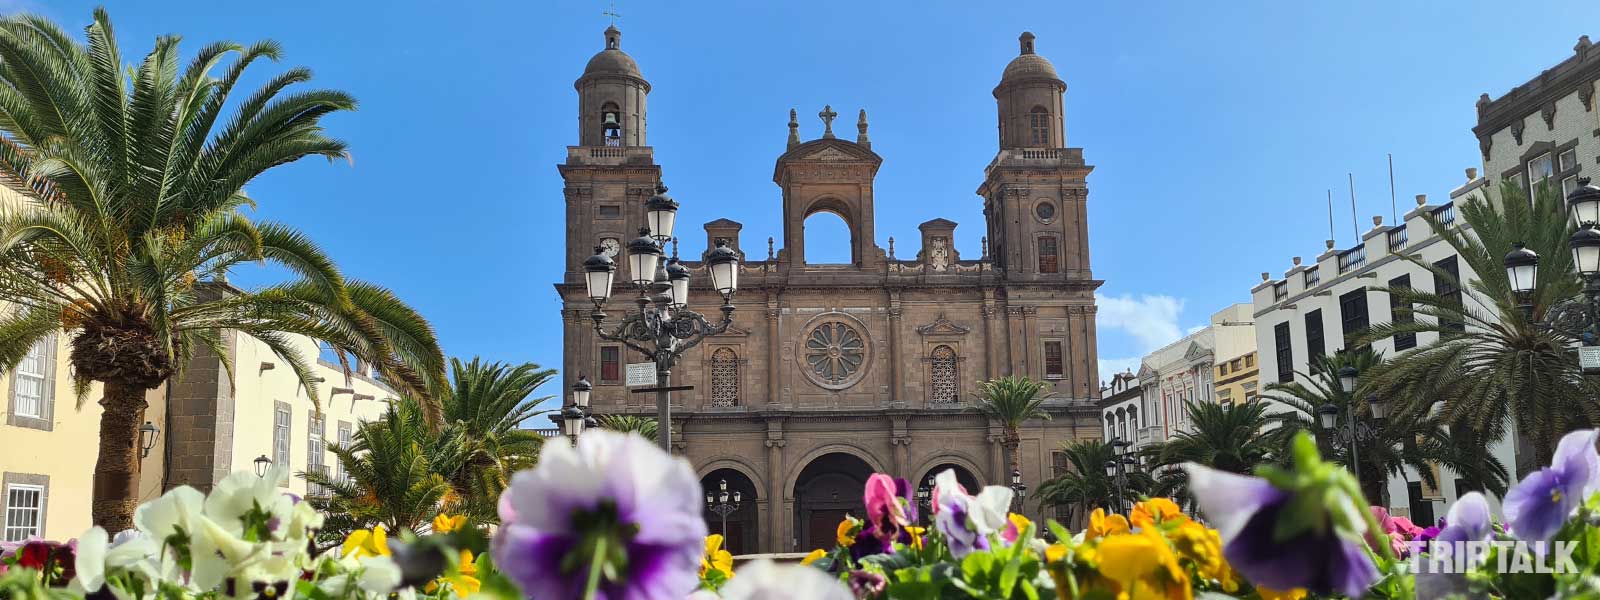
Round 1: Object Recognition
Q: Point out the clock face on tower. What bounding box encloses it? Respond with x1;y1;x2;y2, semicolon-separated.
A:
599;237;621;258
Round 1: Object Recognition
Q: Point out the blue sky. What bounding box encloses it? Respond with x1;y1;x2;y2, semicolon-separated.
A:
25;0;1600;405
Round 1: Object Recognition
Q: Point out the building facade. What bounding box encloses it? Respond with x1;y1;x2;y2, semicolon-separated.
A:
1473;36;1600;203
555;28;1105;554
1127;304;1254;447
1098;372;1142;449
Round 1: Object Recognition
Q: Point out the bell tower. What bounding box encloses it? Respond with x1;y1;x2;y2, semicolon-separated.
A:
560;26;661;283
978;32;1089;281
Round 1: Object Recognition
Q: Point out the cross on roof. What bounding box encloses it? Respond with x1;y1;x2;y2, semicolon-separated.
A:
819;105;838;139
602;0;621;25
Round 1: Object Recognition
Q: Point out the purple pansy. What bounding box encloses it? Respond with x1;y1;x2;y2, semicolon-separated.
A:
1185;463;1379;598
1435;492;1492;546
493;431;706;600
1504;429;1600;542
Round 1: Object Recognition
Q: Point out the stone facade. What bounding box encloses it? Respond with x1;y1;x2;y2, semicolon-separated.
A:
555;28;1104;554
1474;35;1600;201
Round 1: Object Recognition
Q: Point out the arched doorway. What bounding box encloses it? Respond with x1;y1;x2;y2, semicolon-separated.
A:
700;469;759;555
792;452;874;551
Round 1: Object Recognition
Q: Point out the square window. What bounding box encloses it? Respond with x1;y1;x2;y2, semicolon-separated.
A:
598;205;622;219
1529;152;1554;183
3;484;44;542
1043;341;1064;378
600;346;621;383
1560;148;1578;172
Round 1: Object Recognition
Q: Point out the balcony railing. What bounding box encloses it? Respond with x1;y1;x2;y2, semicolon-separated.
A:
1273;282;1288;301
1303;268;1320;287
1432;204;1456;226
1387;227;1408;252
1338;246;1366;274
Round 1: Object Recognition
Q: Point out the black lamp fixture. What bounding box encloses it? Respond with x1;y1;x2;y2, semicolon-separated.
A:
1503;242;1540;298
561;405;586;442
1317;403;1339;430
1572;226;1600;277
138;421;160;459
1367;393;1388;420
1102;459;1117;478
253;454;272;477
705;239;740;301
1568;177;1600;227
643;185;679;244
583;247;616;307
1336;365;1358;395
665;259;691;308
572;375;592;410
625;227;664;287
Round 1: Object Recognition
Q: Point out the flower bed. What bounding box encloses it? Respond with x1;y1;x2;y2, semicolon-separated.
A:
7;429;1600;599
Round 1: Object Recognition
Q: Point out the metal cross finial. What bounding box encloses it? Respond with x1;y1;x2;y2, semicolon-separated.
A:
887;236;895;259
819;105;838;139
602;0;621;24
767;236;775;260
670;236;679;259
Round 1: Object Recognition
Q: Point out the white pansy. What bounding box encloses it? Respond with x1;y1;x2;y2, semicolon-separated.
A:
205;467;294;537
190;515;267;590
135;486;204;543
718;559;851;600
356;555;402;594
221;555;298;600
968;485;1015;535
71;527;162;598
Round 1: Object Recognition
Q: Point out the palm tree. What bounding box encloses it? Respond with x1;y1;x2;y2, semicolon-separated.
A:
1035;439;1151;524
0;10;446;530
1144;399;1277;510
1359;180;1600;469
1263;351;1510;505
593;414;658;439
305;398;452;546
974;375;1050;478
436;357;554;521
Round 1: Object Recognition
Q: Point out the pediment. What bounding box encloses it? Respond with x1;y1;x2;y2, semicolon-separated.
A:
1183;341;1213;361
803;147;858;161
1136;363;1157;379
916;313;972;337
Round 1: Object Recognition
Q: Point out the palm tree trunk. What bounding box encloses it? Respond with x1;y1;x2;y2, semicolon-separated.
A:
92;380;149;531
1004;426;1021;496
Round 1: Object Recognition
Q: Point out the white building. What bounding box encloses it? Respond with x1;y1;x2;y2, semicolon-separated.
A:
1098;371;1141;447
1129;304;1255;447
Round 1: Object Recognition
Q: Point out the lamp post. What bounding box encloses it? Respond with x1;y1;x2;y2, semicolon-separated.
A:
1318;358;1363;486
916;475;934;523
138;421;160;459
1507;179;1600;372
1104;437;1135;515
704;478;742;538
585;185;740;452
1009;468;1028;512
253;454;272;477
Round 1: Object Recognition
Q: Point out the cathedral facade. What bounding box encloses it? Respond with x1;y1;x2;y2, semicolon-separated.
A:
556;26;1103;554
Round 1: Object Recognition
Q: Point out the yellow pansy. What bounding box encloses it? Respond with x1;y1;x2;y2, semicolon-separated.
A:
800;549;827;566
426;550;481;598
432;513;466;534
905;525;926;550
699;534;734;579
1131;497;1187;530
1255;586;1308;600
836;518;857;547
1169;522;1235;592
1045;543;1069;563
1085;508;1130;541
1097;529;1190;600
1008;513;1031;534
340;525;390;559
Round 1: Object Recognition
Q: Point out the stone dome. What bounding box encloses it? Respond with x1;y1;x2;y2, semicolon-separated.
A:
998;32;1062;85
581;26;643;79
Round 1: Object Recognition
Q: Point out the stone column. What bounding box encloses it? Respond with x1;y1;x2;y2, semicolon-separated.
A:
887;292;903;404
1020;306;1039;378
764;420;787;553
980;302;999;380
1006;306;1026;377
766;300;781;406
890;415;911;478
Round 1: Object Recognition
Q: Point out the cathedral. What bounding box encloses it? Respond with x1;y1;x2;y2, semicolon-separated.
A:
556;26;1104;554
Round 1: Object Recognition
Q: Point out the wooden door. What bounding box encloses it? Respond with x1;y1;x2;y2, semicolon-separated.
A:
805;509;850;551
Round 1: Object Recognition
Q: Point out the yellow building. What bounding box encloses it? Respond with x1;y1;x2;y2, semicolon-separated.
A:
1213;350;1260;406
1;187;395;540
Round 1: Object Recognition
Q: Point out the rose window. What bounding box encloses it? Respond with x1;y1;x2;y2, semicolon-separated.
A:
804;322;866;386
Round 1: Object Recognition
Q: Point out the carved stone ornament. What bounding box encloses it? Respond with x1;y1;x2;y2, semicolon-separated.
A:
1542;103;1557;130
1581;82;1595;112
1512;118;1526;145
802;147;858;162
929;237;950;272
916;313;972;337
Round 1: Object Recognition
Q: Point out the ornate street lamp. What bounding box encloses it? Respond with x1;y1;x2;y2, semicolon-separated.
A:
588;185;740;453
705;478;741;538
561;405;586;443
572;375;592;410
1336;365;1358;396
916;476;934;523
1317;403;1339;429
1508;179;1600;370
254;454;272;477
139;421;160;459
1367;393;1388;420
1009;468;1027;511
1103;437;1135;515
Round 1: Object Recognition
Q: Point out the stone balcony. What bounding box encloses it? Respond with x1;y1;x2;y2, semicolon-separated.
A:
985;147;1085;170
564;145;655;167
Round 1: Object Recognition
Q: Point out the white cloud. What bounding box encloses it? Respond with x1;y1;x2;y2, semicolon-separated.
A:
1097;356;1142;383
1095;293;1187;352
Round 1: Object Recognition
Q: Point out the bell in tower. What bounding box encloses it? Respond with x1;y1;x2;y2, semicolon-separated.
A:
576;25;651;147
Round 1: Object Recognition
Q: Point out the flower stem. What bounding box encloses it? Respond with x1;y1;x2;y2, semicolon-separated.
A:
582;536;608;600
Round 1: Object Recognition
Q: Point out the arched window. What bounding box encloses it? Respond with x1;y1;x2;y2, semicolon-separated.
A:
1037;236;1059;273
710;348;739;407
929;345;958;403
1127;407;1138;435
1105;414;1114;439
1116;409;1127;441
601;102;622;146
1028;107;1050;146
